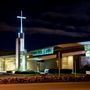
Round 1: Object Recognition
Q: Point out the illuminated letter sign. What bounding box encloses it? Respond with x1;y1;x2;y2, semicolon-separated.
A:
31;47;54;56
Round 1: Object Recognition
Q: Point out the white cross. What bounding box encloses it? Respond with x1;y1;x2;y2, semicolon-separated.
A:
17;11;26;33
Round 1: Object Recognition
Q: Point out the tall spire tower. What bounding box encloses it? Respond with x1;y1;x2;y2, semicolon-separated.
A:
16;11;27;71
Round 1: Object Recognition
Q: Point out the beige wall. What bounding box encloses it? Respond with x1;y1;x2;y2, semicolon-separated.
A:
0;57;15;71
0;58;4;71
62;56;73;69
0;55;74;72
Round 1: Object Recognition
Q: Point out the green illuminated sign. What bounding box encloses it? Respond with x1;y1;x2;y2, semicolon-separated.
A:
31;47;54;56
84;45;90;51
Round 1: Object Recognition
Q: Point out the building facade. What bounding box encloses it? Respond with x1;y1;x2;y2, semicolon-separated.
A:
0;41;90;73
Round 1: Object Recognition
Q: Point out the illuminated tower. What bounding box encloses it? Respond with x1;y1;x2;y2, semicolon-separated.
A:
16;11;27;71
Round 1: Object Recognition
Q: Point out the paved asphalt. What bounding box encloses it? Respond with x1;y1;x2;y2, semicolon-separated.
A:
0;82;90;90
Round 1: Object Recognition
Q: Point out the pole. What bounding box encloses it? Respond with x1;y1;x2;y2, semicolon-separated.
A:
75;59;76;77
58;52;61;76
72;59;74;74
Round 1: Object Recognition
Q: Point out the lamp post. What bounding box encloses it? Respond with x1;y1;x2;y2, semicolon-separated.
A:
58;52;62;76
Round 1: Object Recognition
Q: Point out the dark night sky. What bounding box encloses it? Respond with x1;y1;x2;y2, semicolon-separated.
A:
0;0;90;51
